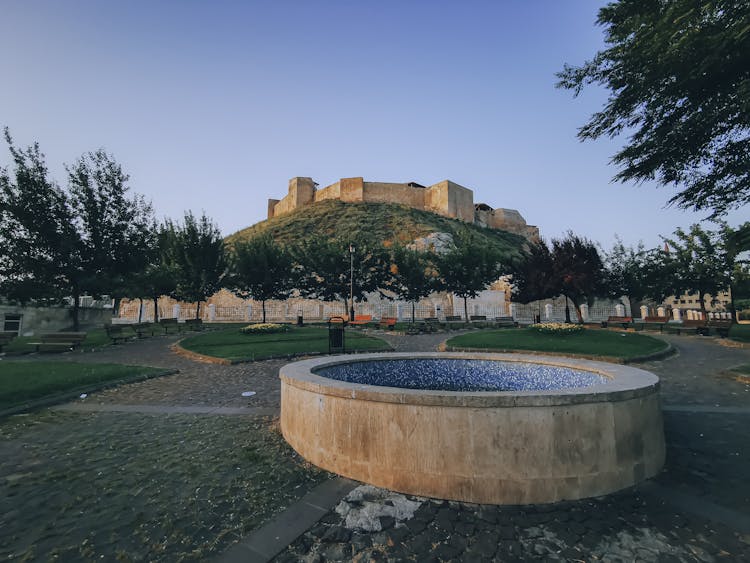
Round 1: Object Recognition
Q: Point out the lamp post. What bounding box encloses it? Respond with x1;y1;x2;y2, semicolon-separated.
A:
349;244;355;322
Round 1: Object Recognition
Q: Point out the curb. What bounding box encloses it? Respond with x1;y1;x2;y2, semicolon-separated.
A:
171;340;395;365
441;342;674;365
0;367;179;419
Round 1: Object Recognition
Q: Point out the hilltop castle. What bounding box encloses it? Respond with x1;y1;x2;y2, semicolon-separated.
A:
268;177;539;241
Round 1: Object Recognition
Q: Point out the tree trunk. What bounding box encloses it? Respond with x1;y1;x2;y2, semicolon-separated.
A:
564;295;571;323
574;302;583;324
138;298;143;323
698;292;707;318
153;296;159;323
262;300;267;323
196;301;201;320
113;296;122;317
411;302;415;323
729;282;737;323
71;290;80;332
463;296;469;322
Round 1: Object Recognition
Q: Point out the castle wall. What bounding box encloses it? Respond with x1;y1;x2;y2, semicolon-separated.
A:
362;182;426;208
340;177;364;202
269;177;315;219
425;181;474;222
314;181;341;202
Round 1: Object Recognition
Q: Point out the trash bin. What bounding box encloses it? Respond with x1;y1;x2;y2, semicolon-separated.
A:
327;316;346;354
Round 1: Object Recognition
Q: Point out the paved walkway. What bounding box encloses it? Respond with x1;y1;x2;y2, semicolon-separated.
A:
1;331;749;561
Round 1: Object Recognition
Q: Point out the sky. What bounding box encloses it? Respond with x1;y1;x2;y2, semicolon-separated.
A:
1;0;747;250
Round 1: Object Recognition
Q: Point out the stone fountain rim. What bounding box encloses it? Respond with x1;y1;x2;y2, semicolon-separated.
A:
279;351;660;408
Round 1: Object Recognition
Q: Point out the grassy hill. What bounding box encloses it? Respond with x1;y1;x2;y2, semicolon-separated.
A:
226;200;527;257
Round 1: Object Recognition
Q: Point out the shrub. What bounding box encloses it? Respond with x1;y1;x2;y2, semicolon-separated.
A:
240;323;291;335
529;322;585;335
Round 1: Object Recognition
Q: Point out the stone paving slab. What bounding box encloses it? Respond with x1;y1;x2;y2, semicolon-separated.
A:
220;478;357;563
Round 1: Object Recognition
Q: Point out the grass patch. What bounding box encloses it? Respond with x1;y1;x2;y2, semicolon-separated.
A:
0;361;163;409
729;364;750;376
446;328;668;360
729;323;750;342
3;328;111;354
180;325;391;361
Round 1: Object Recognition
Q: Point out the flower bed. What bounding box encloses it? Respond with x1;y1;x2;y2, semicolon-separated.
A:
239;323;291;335
530;322;585;335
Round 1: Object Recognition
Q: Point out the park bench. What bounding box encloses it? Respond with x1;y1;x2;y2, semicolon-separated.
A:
494;316;517;328
133;322;158;338
601;316;633;329
184;318;204;331
31;332;87;353
0;331;17;353
637;316;670;332
707;318;733;337
445;315;463;323
104;324;133;344
378;317;397;330
159;318;181;334
349;314;373;326
666;319;709;336
470;315;487;322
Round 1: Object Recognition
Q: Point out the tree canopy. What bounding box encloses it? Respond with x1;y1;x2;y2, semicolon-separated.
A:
227;234;294;322
551;233;606;323
389;245;438;323
557;0;750;216
165;211;227;319
435;234;506;321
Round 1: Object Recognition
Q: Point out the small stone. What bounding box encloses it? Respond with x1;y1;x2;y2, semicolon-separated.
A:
498;525;516;540
405;518;427;534
309;524;328;538
322;526;351;543
320;542;351;561
378;516;395;530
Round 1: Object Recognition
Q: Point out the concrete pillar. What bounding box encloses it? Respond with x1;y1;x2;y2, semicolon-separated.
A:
173;304;180;319
657;307;665;317
673;308;681;321
208;304;216;322
509;303;517;320
580;304;589;322
397;303;404;320
615;304;625;317
544;303;553;321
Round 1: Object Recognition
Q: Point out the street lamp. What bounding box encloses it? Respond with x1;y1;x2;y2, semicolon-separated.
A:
349;244;355;322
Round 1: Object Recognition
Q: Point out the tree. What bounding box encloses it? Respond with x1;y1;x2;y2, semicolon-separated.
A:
0;129;79;307
557;0;750;216
510;240;560;321
166;212;227;319
435;234;506;321
1;130;155;329
67;148;155;314
227;234;294;323
551;233;606;323
660;223;734;314
389;246;437;323
128;224;177;323
293;237;391;317
602;237;652;316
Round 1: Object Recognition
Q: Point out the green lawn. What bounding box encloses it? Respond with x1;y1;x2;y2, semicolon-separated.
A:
3;328;111;354
446;328;668;360
0;361;163;409
729;323;750;342
180;326;391;361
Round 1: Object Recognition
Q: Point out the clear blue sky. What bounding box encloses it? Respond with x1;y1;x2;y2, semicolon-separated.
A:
1;0;746;249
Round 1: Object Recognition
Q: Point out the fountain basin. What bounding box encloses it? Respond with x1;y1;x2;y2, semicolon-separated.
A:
280;352;665;505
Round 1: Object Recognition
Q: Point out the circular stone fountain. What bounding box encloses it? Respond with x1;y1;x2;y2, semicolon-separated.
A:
280;352;665;505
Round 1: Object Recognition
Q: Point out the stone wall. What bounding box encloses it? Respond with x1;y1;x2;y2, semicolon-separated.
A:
1;304;112;335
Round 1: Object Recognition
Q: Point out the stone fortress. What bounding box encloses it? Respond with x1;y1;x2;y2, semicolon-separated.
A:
268;177;539;241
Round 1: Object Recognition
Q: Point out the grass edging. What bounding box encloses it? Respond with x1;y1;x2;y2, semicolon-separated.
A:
0;367;178;419
440;341;674;365
171;339;395;365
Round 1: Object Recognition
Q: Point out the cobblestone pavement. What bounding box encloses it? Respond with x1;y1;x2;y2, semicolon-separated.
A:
3;330;750;561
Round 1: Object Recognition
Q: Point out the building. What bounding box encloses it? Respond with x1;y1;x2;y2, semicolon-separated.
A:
267;176;539;241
